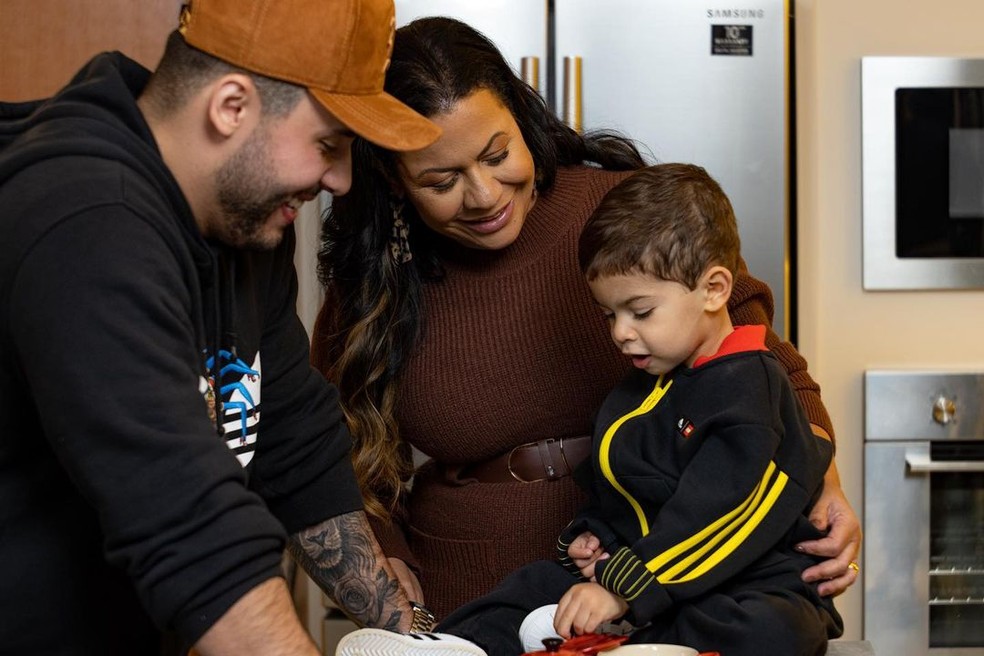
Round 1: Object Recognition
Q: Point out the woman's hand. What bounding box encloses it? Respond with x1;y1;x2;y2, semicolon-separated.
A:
554;582;628;638
388;557;424;603
796;459;862;597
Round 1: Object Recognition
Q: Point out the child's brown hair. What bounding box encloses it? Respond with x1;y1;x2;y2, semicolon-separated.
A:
579;163;741;290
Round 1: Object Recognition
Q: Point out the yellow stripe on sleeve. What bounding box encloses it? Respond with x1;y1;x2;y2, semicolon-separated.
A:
670;470;788;582
645;462;789;584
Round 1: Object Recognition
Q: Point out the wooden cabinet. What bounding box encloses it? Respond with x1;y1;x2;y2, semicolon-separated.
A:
0;0;183;100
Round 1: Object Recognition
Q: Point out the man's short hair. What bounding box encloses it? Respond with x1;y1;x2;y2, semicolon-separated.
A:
145;31;304;119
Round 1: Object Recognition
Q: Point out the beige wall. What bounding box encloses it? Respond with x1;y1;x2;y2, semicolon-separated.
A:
795;0;984;640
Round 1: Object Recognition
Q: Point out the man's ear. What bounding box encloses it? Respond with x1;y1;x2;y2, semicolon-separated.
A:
206;73;257;139
702;265;733;312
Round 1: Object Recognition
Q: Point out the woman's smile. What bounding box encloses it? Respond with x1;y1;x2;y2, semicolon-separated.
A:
460;199;514;235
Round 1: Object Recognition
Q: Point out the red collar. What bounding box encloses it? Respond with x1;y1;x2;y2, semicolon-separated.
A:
692;324;768;368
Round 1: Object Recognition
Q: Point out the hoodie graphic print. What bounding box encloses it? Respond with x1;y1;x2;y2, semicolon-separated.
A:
203;349;261;465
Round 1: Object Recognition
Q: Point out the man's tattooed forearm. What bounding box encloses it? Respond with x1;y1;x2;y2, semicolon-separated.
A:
288;511;404;630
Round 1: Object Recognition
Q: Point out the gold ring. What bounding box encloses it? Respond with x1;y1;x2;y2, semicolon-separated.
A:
848;561;860;573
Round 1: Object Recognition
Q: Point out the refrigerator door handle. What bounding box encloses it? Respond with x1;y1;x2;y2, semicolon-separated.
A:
521;56;540;93
562;55;583;133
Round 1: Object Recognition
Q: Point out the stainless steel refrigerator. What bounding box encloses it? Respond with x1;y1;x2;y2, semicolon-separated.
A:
394;0;794;338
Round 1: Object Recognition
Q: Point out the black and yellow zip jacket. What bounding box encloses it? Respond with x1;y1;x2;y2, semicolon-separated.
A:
559;325;832;625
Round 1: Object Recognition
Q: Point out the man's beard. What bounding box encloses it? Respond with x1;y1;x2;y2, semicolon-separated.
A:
214;125;294;250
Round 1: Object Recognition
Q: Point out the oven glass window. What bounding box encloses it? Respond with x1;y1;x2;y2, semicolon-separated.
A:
929;442;984;648
896;88;984;258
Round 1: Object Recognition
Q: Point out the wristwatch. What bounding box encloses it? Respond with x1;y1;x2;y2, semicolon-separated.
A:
409;601;437;633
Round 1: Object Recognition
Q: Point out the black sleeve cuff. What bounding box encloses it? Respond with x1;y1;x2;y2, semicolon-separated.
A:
172;565;284;649
557;532;588;579
266;451;363;535
595;546;671;625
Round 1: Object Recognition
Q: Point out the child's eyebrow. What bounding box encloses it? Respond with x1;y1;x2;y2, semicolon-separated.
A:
616;294;653;307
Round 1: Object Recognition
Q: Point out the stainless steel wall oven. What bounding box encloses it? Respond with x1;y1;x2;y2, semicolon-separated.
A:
864;370;984;655
862;57;984;290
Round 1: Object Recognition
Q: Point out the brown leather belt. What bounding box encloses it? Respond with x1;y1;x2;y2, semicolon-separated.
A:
462;436;592;483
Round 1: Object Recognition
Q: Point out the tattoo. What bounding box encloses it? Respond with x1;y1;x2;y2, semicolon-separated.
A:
288;510;405;630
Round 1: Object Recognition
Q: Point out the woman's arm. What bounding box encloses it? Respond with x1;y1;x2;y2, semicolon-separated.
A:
795;446;863;596
728;262;832;434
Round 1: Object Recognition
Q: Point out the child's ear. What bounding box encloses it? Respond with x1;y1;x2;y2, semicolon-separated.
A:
702;265;733;311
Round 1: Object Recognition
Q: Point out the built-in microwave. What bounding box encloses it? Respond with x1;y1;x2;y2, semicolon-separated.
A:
862;57;984;290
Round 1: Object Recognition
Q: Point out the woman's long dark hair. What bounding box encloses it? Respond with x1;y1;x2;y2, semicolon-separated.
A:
315;17;645;519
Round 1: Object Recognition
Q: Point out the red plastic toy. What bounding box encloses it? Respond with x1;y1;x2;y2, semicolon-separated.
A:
521;633;629;656
520;634;720;656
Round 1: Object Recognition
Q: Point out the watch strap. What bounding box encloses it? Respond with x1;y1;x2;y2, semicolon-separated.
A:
409;601;437;633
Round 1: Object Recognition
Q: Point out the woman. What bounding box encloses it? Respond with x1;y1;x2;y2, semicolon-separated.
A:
311;16;861;621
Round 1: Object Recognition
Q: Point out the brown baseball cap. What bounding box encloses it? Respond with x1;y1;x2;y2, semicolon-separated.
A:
178;0;440;152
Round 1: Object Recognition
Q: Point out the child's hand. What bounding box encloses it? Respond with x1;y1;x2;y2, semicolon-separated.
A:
568;531;608;580
553;582;628;638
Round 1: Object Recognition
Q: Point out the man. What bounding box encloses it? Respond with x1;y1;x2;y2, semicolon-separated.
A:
0;0;440;654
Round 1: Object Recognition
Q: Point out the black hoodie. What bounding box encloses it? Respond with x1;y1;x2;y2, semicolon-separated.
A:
0;53;362;653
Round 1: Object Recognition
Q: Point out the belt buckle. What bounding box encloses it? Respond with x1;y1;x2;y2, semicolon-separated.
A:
507;438;568;483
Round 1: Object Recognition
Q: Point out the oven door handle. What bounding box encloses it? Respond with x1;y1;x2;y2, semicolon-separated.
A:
905;450;984;473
